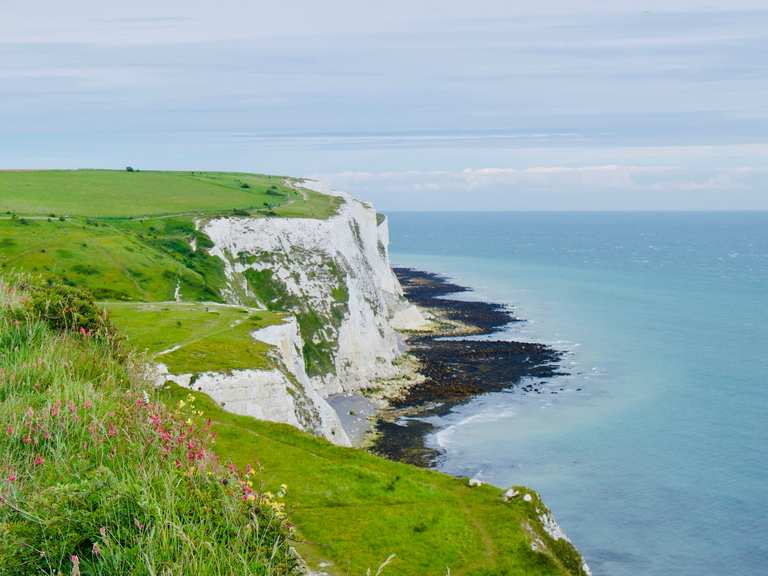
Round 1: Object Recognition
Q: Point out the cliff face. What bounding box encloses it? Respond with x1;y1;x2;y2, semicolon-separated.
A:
176;182;426;444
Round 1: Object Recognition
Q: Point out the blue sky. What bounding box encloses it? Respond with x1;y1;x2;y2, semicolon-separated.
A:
2;0;767;209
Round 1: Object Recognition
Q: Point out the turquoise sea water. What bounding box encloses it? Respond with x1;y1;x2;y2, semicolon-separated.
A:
387;212;768;576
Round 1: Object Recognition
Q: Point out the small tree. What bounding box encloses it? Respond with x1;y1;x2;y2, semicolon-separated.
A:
126;166;135;172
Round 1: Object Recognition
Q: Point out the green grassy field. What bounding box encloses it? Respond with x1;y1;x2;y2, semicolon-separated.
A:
0;170;339;219
161;383;587;576
0;216;226;302
106;301;284;374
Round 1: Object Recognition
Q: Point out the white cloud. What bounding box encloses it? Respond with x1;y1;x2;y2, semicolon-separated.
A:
316;163;768;211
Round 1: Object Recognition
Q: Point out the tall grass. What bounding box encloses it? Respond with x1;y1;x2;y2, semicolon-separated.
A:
0;278;299;575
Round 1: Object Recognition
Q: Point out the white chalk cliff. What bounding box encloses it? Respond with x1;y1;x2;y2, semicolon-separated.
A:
161;181;425;445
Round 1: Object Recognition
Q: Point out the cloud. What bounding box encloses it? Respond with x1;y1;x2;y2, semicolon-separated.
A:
315;164;768;210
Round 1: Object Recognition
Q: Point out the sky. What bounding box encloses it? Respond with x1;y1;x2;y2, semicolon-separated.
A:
2;0;767;210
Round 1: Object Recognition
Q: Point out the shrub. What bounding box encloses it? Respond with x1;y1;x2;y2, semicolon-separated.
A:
27;283;110;335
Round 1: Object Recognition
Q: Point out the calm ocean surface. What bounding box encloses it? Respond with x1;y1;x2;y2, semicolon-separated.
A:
387;212;768;576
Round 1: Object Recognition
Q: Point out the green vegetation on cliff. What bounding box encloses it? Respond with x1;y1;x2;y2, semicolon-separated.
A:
162;382;589;576
0;279;298;575
0;169;336;219
106;301;283;374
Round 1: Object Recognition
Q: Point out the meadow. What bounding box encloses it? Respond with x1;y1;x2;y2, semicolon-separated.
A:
0;170;339;219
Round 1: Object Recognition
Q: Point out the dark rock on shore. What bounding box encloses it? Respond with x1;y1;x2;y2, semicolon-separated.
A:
370;268;565;467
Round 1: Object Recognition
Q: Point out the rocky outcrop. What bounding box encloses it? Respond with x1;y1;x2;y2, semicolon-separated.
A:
161;181;425;444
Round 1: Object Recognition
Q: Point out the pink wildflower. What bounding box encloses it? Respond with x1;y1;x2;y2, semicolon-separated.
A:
50;401;61;418
84;400;93;410
5;425;12;436
33;454;44;466
92;542;101;556
7;471;16;482
107;423;117;437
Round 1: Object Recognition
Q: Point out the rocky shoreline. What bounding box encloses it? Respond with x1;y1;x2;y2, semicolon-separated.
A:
369;268;566;467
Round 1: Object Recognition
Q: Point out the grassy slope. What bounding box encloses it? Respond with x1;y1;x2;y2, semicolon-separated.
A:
0;169;340;219
0;170;341;302
162;384;586;576
0;281;298;576
106;302;284;374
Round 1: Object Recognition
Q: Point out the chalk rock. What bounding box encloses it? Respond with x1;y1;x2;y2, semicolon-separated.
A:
502;488;519;501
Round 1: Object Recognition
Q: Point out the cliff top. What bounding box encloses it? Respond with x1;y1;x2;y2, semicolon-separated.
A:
0;169;341;219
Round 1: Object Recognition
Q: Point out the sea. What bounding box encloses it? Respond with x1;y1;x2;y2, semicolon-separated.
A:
387;211;768;576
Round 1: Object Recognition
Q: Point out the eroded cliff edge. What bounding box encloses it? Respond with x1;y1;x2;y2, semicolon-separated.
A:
155;181;426;445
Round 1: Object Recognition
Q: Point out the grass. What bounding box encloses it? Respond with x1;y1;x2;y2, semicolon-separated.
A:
160;383;588;576
0;278;298;575
106;302;284;374
0;217;222;302
1;170;282;218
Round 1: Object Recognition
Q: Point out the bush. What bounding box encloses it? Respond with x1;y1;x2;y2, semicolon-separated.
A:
27;283;110;335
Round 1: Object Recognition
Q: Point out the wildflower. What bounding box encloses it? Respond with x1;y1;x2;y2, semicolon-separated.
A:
7;471;16;482
245;464;254;476
33;455;45;466
22;435;32;445
5;425;12;436
99;526;107;538
67;401;77;414
71;555;80;576
92;542;101;557
133;518;145;530
50;401;61;418
84;400;93;410
246;493;256;502
143;390;150;405
107;423;117;437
